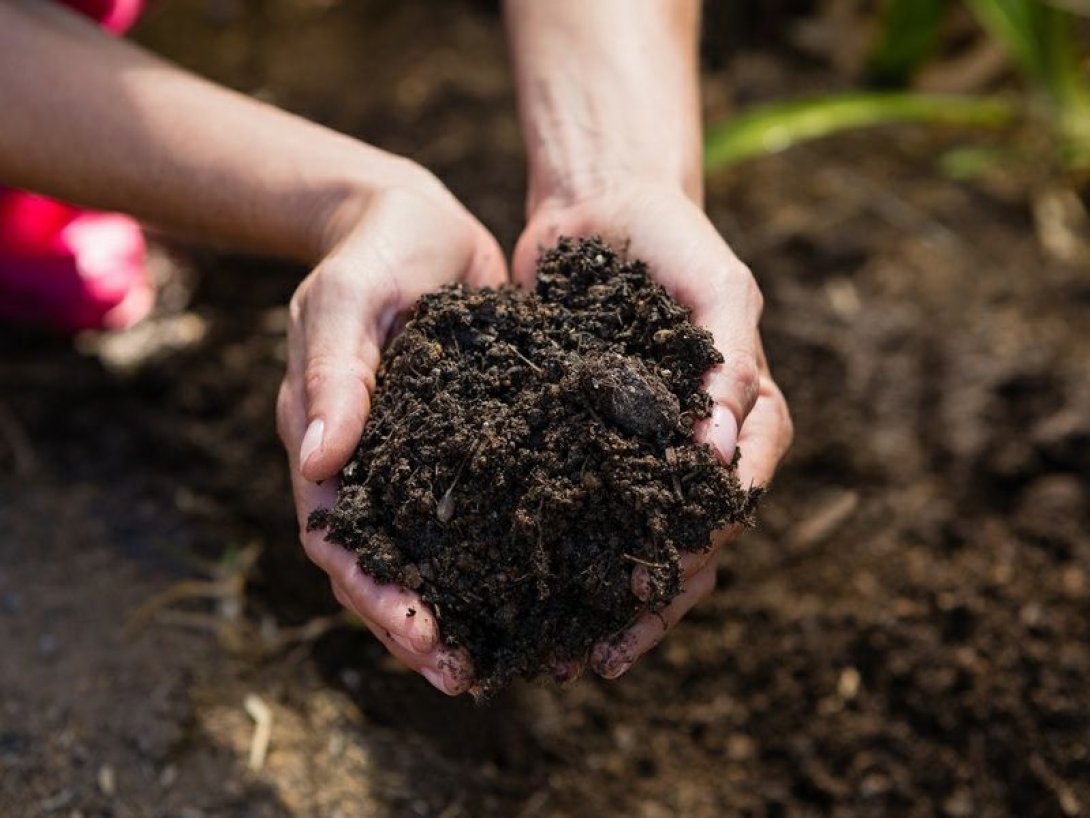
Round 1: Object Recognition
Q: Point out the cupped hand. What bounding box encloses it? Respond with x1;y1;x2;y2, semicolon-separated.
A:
277;171;506;695
513;182;793;681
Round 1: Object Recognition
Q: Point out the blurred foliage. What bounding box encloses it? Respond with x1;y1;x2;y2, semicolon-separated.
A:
967;0;1090;167
706;0;1090;179
705;92;1015;169
868;0;948;85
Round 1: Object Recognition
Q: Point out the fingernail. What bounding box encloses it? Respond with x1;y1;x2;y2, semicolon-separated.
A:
591;640;634;679
299;419;324;473
398;611;437;654
709;405;738;463
590;642;615;675
595;649;632;679
602;658;633;680
421;666;452;695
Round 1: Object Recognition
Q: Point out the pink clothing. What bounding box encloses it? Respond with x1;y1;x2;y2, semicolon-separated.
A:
59;0;147;33
0;0;152;332
0;194;151;332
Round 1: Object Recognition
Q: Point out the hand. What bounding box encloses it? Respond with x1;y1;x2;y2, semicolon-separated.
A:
277;170;507;695
513;182;793;680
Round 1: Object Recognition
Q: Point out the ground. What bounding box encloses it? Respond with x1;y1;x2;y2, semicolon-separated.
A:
1;1;1088;816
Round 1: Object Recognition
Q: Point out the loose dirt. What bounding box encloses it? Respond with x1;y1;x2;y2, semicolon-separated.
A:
311;237;758;694
1;1;1087;815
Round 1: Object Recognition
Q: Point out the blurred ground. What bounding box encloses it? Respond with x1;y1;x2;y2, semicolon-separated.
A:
1;1;1089;816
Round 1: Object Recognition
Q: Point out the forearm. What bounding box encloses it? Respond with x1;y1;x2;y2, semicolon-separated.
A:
0;1;422;262
504;0;703;212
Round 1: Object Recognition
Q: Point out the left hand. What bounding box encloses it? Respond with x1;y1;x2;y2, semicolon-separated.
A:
277;174;507;695
513;182;793;680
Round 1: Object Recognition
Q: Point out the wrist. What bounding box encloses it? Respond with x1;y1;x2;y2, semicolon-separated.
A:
528;163;701;218
506;0;704;216
306;154;448;261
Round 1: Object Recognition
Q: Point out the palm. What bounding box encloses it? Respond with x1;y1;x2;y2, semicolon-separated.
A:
514;186;792;679
279;187;507;696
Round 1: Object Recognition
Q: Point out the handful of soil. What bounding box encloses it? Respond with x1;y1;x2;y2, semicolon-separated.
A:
310;237;760;695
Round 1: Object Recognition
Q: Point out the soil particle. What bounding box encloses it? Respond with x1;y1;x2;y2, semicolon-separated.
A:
310;237;759;694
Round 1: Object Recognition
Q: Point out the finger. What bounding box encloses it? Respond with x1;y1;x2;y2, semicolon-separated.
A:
464;228;511;289
631;204;764;434
329;579;430;658
635;383;787;601
279;373;439;655
330;581;426;662
632;382;788;598
429;646;476;696
510;212;566;287
594;560;717;679
735;373;793;490
293;261;394;483
301;478;439;654
628;552;708;601
693;322;763;464
345;593;473;695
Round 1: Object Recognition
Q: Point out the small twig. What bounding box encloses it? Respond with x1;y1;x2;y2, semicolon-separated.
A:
244;694;273;773
508;343;543;373
259;611;353;653
126;579;232;633
436;437;482;523
622;553;669;569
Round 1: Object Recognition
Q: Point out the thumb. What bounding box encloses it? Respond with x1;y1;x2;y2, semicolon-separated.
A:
292;262;394;482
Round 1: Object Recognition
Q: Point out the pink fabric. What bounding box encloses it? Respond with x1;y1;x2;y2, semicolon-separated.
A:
0;0;152;331
0;193;152;332
58;0;147;33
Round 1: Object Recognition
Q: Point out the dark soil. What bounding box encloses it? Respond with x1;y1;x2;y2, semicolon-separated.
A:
2;1;1089;816
311;237;758;693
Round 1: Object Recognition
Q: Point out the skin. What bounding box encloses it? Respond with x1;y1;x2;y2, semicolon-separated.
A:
1;0;792;693
0;0;493;694
505;0;793;680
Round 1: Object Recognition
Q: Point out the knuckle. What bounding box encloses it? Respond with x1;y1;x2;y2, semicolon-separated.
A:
693;564;717;597
329;580;348;608
746;275;765;319
779;397;796;454
766;378;795;452
275;379;294;445
288;277;312;326
722;351;760;414
299;531;328;565
303;357;335;402
303;355;375;404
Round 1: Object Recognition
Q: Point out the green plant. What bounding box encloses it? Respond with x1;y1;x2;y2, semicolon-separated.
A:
704;92;1015;170
704;0;1090;177
967;0;1090;167
868;0;949;85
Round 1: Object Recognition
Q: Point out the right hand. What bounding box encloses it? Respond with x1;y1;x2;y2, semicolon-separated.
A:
513;182;793;680
276;168;506;695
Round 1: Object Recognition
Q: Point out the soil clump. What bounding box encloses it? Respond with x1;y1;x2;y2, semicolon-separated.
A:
310;236;758;694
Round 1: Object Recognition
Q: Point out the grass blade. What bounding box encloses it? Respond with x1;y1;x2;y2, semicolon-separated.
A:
869;0;951;84
967;0;1090;169
705;92;1016;171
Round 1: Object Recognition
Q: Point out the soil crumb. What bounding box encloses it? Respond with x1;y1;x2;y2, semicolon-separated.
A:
310;237;760;695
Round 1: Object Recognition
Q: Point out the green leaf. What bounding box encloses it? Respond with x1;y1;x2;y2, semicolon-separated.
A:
965;0;1054;83
966;0;1090;169
869;0;951;85
705;92;1017;171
